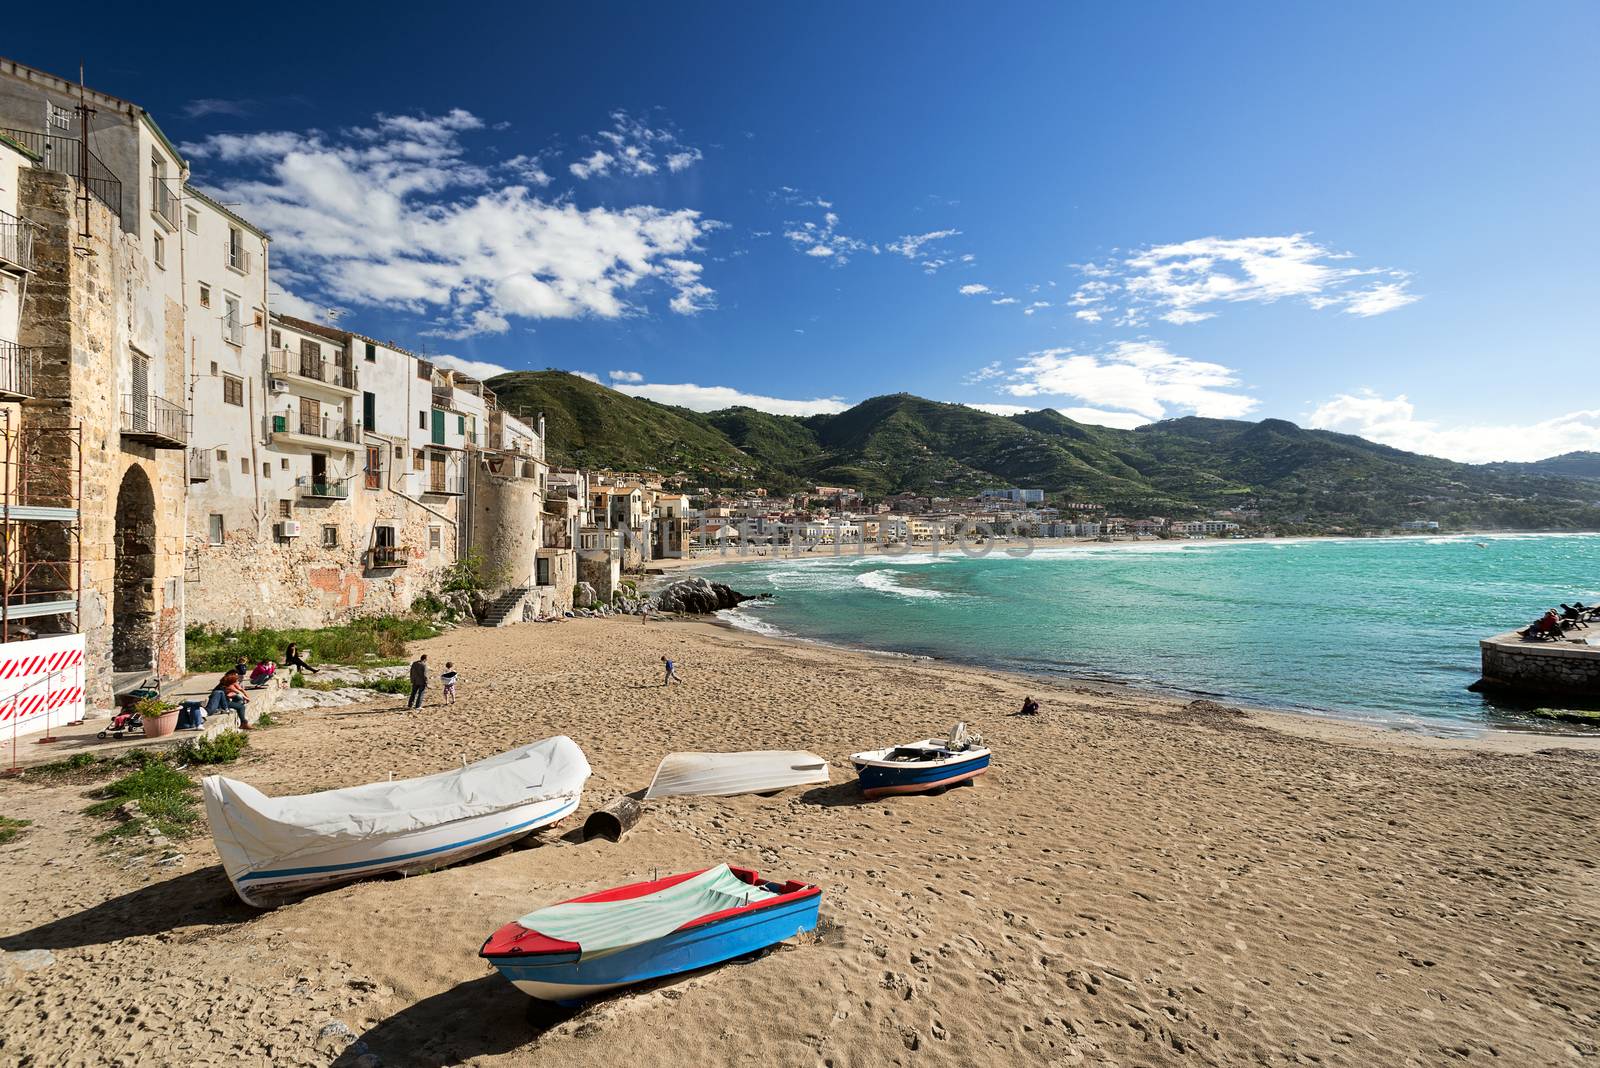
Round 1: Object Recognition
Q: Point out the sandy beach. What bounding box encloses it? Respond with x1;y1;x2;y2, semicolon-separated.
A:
3;617;1599;1067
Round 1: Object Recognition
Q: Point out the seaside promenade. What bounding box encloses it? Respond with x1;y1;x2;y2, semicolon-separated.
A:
2;617;1598;1066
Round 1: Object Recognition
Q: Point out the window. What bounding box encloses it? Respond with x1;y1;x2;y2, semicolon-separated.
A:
364;445;382;490
270;328;281;349
222;374;243;406
413;449;424;472
278;500;292;518
393;444;403;459
207;514;224;545
199;283;211;308
240;458;249;474
322;525;339;548
262;462;271;478
429;526;442;550
217;449;227;461
48;103;71;130
152;232;165;269
281;457;290;470
418;411;427;430
209;361;218;376
417;361;432;380
227;226;247;272
223;294;243;346
186;209;198;234
362;391;376;431
365;342;376;362
457;414;465;435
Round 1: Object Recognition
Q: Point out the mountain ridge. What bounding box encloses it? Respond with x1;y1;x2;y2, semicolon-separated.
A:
486;371;1600;530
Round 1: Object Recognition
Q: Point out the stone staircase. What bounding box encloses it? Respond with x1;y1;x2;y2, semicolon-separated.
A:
480;586;534;628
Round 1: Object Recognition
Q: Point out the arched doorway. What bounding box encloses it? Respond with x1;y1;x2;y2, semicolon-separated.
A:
112;465;157;673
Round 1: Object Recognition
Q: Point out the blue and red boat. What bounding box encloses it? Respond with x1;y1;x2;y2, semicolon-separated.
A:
480;864;821;1003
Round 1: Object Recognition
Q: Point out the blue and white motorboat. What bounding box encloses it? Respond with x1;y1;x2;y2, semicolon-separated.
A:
850;722;990;798
480;864;821;1003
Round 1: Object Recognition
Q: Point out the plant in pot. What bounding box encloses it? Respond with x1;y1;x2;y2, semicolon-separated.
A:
135;698;180;739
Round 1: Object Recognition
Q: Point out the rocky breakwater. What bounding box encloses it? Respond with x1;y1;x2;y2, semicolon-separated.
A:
649;576;761;614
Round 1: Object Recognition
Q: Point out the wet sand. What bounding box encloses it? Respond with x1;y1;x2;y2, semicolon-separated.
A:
2;617;1598;1066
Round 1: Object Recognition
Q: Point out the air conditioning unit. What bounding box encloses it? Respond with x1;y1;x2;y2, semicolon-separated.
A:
268;377;289;394
276;520;302;539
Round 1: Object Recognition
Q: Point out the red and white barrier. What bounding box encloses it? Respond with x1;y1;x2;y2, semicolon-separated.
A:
0;635;87;741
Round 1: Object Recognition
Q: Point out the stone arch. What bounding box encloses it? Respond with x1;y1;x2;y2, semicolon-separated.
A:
112;465;157;673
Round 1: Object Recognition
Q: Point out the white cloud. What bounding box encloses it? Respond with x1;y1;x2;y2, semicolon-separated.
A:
1003;340;1256;422
963;361;1004;385
961;402;1034;416
1059;407;1149;429
991;297;1018;305
569;111;702;179
1305;390;1600;463
183;109;717;338
612;380;850;416
1074;308;1102;322
1071;235;1419;325
887;229;960;260
571;370;601;383
432;354;513;379
783;201;873;264
609;370;645;383
959;283;990;296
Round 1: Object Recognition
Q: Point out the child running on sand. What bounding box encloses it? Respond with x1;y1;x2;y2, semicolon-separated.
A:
662;656;683;686
441;662;459;705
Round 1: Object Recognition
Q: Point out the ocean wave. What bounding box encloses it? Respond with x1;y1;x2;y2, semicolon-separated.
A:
856;569;947;599
714;607;787;637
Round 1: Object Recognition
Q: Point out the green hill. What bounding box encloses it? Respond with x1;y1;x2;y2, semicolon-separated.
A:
485;371;1600;530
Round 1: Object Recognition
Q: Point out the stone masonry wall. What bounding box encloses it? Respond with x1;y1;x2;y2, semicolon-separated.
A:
1480;639;1600;697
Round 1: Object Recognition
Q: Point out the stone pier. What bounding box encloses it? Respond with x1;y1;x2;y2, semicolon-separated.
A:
1477;630;1600;698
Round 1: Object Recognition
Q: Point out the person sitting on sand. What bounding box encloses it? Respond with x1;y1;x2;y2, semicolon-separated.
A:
1018;696;1040;716
283;641;319;674
662;656;684;686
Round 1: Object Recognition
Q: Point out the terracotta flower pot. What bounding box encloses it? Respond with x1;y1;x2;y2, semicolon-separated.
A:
142;710;180;738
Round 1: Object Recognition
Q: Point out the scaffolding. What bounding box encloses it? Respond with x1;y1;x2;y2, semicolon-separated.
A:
0;410;83;643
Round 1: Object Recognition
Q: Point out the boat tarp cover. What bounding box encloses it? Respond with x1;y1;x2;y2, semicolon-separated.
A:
520;864;777;960
202;735;590;865
644;750;829;799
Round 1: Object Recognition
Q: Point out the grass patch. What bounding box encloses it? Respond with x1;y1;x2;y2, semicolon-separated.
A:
24;749;159;785
294;676;411;695
0;815;31;845
255;711;277;728
185;615;439;673
170;730;249;766
85;760;201;841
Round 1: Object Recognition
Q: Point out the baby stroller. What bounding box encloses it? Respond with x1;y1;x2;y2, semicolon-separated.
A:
98;705;145;739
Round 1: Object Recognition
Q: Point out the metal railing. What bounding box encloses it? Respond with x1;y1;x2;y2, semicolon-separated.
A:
269;349;357;389
0;209;34;272
226;241;252;274
0;340;35;398
425;474;465;496
368;545;408;568
0;129;123;217
297;478;349;500
150;175;178;228
270;415;357;443
121;393;189;446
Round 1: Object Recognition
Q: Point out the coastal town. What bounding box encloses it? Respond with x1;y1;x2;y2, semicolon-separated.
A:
1;30;1599;1068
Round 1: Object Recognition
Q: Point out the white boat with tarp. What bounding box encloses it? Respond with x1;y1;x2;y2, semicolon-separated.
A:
203;735;590;907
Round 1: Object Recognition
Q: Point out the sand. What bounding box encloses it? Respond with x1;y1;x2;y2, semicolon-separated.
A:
3;617;1599;1067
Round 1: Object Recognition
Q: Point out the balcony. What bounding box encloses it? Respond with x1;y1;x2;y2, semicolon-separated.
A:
226;241;252;275
0;339;35;400
269;348;359;395
268;414;360;452
297;477;349;500
367;545;408;569
121;394;189;449
1;129;122;217
0;209;34;273
150;175;178;230
423;474;465;496
188;447;213;483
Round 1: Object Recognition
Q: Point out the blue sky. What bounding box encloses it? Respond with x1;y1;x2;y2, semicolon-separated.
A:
11;3;1598;461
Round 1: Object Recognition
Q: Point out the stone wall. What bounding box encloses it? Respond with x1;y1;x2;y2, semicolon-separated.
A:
1479;635;1600;698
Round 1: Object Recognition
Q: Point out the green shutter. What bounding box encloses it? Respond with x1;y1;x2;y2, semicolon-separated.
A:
362;391;376;431
431;408;445;445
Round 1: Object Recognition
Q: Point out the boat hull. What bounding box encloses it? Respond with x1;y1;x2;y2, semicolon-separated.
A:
852;751;990;798
224;793;579;908
485;891;821;1004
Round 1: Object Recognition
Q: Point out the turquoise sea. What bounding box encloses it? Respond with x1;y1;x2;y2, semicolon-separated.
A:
703;534;1600;736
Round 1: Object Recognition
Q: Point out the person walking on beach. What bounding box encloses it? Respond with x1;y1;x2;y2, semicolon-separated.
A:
662;655;683;686
441;662;459;705
407;654;429;709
